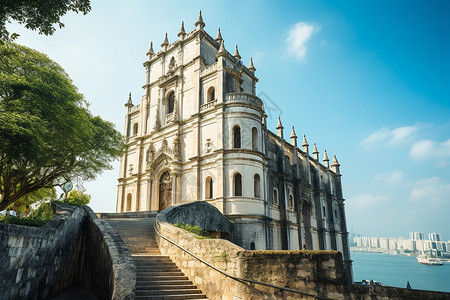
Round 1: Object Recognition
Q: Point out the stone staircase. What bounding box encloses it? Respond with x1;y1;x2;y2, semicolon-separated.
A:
104;215;207;300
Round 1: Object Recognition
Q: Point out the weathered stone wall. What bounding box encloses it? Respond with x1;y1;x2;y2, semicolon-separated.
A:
83;207;135;300
0;204;135;300
156;215;450;300
0;204;86;300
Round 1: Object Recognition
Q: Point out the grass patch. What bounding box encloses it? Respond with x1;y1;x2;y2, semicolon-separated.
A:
0;214;50;227
174;223;218;239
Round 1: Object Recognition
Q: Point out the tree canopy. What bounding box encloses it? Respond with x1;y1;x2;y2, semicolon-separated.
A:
0;0;91;41
0;43;124;211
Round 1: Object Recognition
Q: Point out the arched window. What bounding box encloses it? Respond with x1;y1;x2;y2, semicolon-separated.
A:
334;209;338;220
323;206;327;218
289;194;294;209
250;242;255;250
234;173;242;196
167;91;175;114
133;123;139;135
252;127;258;151
253;174;261;198
233;125;241;148
207;87;215;102
206;176;213;199
126;193;132;211
273;188;279;205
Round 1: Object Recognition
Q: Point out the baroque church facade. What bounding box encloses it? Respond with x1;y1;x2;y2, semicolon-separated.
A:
117;12;352;276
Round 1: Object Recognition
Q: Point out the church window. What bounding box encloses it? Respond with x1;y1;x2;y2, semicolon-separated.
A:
289;194;294;209
126;193;132;212
273;188;279;205
206;176;213;199
252;127;258;151
207;87;215;102
234;173;242;196
167;91;175;114
133;123;138;135
334;209;338;220
253;174;261;198
233;125;241;148
250;242;255;250
323;206;326;218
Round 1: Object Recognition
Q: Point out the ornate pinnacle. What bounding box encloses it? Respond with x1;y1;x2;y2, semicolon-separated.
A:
146;41;154;56
290;126;297;139
216;40;226;58
215;27;222;42
125;92;133;107
312;143;319;154
302;134;309;147
248;57;256;72
195;10;205;28
331;155;340;167
161;32;169;47
323;149;329;162
178;21;186;37
234;44;241;60
276;116;283;129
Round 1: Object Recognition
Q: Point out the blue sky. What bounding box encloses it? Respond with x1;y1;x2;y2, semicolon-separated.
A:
8;0;450;239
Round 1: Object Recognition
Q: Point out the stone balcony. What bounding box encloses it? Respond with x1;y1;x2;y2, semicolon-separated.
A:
199;99;217;112
224;92;264;111
128;104;140;114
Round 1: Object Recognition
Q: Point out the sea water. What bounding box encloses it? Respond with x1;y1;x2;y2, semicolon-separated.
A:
351;251;450;293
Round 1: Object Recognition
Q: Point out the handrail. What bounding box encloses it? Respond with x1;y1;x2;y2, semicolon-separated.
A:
154;222;327;300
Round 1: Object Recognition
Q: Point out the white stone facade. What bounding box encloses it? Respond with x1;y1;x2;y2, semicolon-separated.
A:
116;13;352;276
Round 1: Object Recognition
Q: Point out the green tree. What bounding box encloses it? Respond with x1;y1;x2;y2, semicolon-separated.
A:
0;43;124;211
0;0;91;42
66;190;90;206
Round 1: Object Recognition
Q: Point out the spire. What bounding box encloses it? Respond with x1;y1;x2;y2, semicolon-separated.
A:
234;44;241;60
276;116;284;139
302;134;309;153
146;41;154;56
216;40;226;59
161;32;169;48
178;21;186;38
248;57;256;72
195;10;205;29
125;92;133;108
331;155;340;174
323;149;330;168
290;126;298;147
215;27;222;42
313;143;319;160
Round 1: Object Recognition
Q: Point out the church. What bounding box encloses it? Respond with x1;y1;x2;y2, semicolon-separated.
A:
116;11;352;276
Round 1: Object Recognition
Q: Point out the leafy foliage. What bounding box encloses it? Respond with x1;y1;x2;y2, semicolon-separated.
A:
174;223;217;239
0;0;91;42
0;43;124;211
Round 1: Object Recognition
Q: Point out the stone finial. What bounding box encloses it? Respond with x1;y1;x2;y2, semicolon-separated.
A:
331;155;340;174
215;27;223;42
323;149;330;168
178;21;186;38
125;92;133;108
146;41;154;56
276;116;284;139
302;134;309;153
195;10;205;29
161;32;169;48
248;57;256;72
290;126;297;147
216;40;226;58
234;44;241;60
312;142;319;160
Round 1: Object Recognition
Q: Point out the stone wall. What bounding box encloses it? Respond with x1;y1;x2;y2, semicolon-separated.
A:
156;213;450;300
0;204;135;300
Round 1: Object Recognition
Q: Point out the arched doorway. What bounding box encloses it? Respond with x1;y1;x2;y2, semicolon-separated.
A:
159;171;172;210
126;193;132;212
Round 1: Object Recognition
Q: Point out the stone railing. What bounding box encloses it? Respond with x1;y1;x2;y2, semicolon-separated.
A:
128;104;140;114
200;61;218;78
164;111;175;124
199;99;217;112
224;92;264;111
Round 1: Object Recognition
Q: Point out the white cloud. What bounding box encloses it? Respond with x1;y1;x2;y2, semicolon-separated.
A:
348;193;390;209
410;177;450;206
286;22;320;60
361;125;418;147
375;170;403;184
409;138;450;161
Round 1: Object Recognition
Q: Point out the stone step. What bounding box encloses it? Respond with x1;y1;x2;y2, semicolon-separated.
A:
137;275;188;280
134;294;207;300
137;271;184;276
136;266;180;271
135;280;193;286
136;289;203;296
136;285;198;291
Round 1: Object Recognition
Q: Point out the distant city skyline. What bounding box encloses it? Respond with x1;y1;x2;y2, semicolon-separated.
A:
7;0;450;238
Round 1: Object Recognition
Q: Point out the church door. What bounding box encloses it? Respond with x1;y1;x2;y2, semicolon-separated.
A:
159;171;172;210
